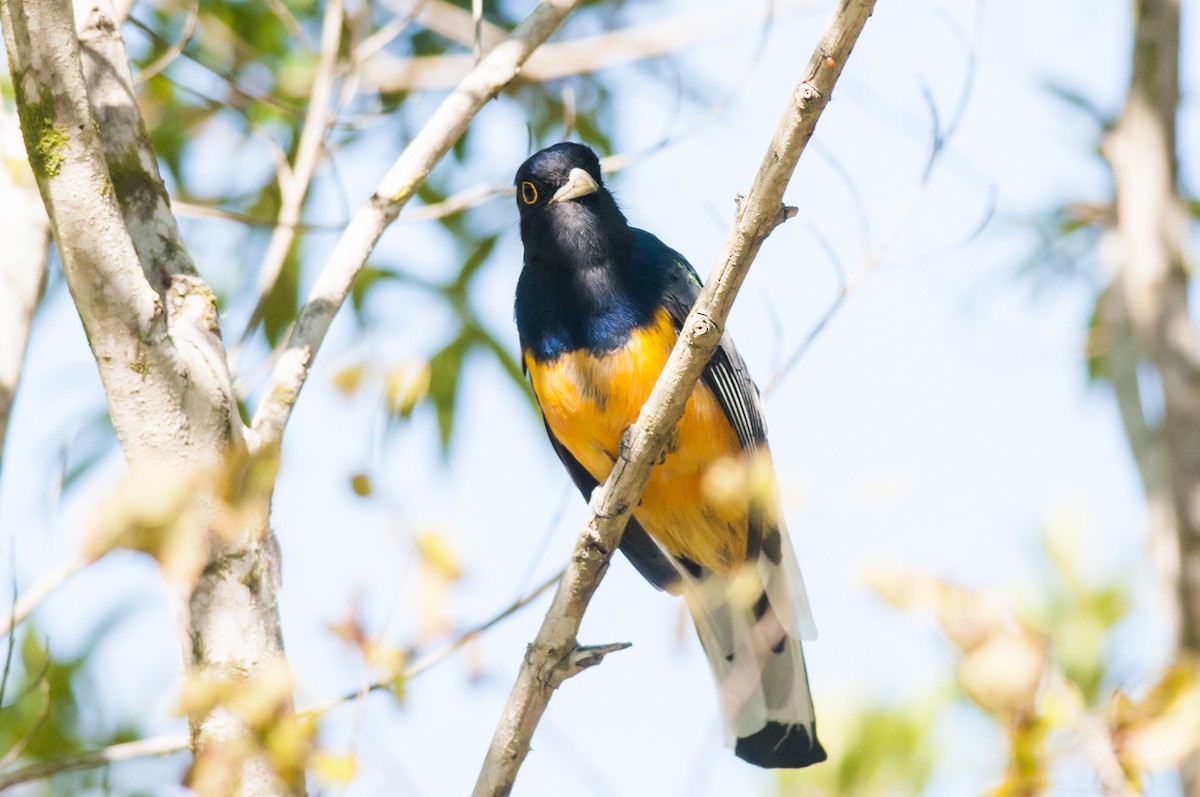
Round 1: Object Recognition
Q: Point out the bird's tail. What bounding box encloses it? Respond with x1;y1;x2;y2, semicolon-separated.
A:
681;528;825;769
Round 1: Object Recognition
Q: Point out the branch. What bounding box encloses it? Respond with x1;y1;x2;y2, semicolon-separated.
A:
3;3;296;794
363;0;822;92
301;568;562;717
249;0;586;456
76;0;199;288
0;733;188;790
1101;0;1196;646
0;102;50;480
0;557;87;639
237;0;344;345
764;3;984;393
0;569;564;788
471;3;879;794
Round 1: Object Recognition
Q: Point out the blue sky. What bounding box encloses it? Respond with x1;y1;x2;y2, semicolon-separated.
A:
2;0;1198;794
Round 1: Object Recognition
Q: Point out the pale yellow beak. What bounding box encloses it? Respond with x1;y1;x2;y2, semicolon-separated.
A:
549;167;600;204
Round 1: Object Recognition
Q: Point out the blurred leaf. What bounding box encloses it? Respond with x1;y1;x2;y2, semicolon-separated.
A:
262;244;301;347
182;659;313;794
426;327;473;455
446;234;498;301
59;407;118;494
349;265;402;325
475;330;537;410
415;530;462;581
384;360;431;419
332;363;368;396
1043;80;1112;129
1113;660;1200;772
349;472;372;497
312;751;356;785
777;694;943;797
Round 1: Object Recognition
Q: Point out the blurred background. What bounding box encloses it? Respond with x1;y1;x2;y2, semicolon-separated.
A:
2;0;1198;794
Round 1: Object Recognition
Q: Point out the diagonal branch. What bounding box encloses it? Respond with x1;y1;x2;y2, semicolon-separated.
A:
0;568;564;789
249;0;586;456
470;2;879;795
364;0;822;92
0;733;189;790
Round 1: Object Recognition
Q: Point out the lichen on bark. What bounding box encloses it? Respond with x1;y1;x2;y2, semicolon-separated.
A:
11;75;67;178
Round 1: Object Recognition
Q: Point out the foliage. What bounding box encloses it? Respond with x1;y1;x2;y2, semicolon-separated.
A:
808;518;1197;797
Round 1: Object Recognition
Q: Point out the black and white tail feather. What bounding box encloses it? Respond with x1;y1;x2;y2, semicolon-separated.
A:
650;240;825;768
674;524;825;768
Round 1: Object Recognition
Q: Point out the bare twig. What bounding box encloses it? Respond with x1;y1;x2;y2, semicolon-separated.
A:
0;557;88;639
763;3;983;394
0;561;17;704
302;568;562;717
237;0;345;346
471;3;878;795
133;0;198;83
0;733;189;790
0;680;51;770
364;0;821;92
250;0;588;456
0;568;561;789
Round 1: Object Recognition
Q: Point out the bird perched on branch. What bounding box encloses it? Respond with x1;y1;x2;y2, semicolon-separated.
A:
513;142;824;769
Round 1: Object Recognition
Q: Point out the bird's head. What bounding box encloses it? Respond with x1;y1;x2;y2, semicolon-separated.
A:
515;142;604;209
514;143;628;265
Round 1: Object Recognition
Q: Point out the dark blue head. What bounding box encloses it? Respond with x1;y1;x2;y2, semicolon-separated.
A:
514;143;673;360
514;142;631;271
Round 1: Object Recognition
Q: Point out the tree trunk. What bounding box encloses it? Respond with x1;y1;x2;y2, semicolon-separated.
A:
1101;0;1200;790
0;0;301;793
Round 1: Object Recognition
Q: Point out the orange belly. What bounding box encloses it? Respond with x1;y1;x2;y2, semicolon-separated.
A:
525;308;748;572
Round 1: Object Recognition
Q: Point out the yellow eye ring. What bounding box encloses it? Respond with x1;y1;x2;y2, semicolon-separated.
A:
520;181;538;205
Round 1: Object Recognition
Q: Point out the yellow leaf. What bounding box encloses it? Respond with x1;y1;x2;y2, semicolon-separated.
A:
86;462;208;583
1040;676;1085;729
385;361;431;418
365;640;405;676
313;752;357;785
1117;660;1200;771
958;632;1045;717
349;472;372;497
415;530;462;580
331;363;368;395
417;566;453;638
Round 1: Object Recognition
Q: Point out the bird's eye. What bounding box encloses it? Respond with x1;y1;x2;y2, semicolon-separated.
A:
520;181;539;205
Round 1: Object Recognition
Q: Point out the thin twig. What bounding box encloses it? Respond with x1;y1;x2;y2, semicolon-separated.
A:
249;0;588;456
237;0;346;346
0;680;51;770
471;3;878;795
0;557;88;639
762;1;984;395
126;16;304;118
0;567;561;788
364;0;822;92
0;558;17;704
134;0;199;84
0;734;189;790
301;568;562;717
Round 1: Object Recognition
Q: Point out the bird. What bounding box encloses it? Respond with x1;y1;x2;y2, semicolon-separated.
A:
512;142;825;769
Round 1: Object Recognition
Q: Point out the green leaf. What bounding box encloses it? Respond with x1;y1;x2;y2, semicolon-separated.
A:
426;329;473;456
262;245;301;347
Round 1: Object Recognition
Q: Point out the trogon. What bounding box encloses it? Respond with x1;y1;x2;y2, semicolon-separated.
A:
513;142;825;768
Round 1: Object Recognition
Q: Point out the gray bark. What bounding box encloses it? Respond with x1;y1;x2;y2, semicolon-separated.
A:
1099;0;1200;790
